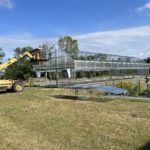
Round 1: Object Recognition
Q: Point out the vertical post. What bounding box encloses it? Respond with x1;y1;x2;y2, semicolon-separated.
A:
74;71;76;79
89;89;93;99
83;71;85;79
75;89;78;97
133;70;135;78
113;80;115;86
121;79;123;88
55;48;58;87
94;71;96;81
141;69;143;78
49;47;52;84
147;82;149;91
139;79;141;94
45;71;48;86
132;70;134;78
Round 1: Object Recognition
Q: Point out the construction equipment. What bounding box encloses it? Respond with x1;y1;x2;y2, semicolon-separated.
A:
0;49;42;92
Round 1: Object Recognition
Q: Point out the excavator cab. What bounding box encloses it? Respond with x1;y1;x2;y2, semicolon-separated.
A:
29;48;50;61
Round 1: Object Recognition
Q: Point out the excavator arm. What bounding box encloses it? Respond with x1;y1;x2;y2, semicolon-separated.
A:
0;57;17;70
0;51;33;71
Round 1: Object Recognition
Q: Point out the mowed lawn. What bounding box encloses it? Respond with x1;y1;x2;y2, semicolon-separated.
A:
0;88;150;150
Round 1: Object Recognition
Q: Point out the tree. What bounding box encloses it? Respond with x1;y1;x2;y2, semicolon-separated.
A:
39;41;54;51
14;46;33;57
5;46;33;80
58;36;79;59
144;57;150;63
0;48;5;63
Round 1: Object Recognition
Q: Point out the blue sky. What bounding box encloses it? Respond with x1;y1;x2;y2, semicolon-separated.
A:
1;0;150;59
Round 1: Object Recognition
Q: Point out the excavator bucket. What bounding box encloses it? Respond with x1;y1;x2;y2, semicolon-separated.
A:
29;48;49;61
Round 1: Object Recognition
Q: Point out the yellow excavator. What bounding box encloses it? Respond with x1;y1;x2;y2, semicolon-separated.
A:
0;48;42;92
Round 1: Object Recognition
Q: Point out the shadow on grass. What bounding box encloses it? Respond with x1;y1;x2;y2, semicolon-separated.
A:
53;95;113;103
0;90;14;94
139;142;150;150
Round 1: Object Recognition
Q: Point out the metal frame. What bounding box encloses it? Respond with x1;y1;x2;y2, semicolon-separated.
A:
77;51;144;63
33;49;149;74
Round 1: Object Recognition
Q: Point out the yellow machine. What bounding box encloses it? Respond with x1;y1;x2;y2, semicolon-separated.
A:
0;50;38;92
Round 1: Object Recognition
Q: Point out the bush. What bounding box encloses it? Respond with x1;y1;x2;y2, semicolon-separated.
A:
85;71;93;78
116;81;133;95
76;72;83;78
131;81;144;96
116;80;144;96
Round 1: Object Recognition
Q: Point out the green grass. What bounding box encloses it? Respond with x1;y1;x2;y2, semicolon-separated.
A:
0;87;150;150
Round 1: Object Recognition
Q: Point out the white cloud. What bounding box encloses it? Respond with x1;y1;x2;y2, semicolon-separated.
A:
1;25;150;60
135;2;150;16
74;25;150;58
136;2;150;12
0;0;14;9
0;33;56;59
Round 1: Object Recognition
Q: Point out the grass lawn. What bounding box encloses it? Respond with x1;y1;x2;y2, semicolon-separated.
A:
0;87;150;150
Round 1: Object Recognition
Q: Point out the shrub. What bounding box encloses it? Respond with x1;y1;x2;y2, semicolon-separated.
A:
116;80;144;96
116;81;133;95
131;81;144;96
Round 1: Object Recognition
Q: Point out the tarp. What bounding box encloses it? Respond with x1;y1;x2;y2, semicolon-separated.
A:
69;84;128;95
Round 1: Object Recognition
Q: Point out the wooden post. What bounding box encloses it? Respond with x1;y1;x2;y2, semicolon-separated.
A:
139;79;141;94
